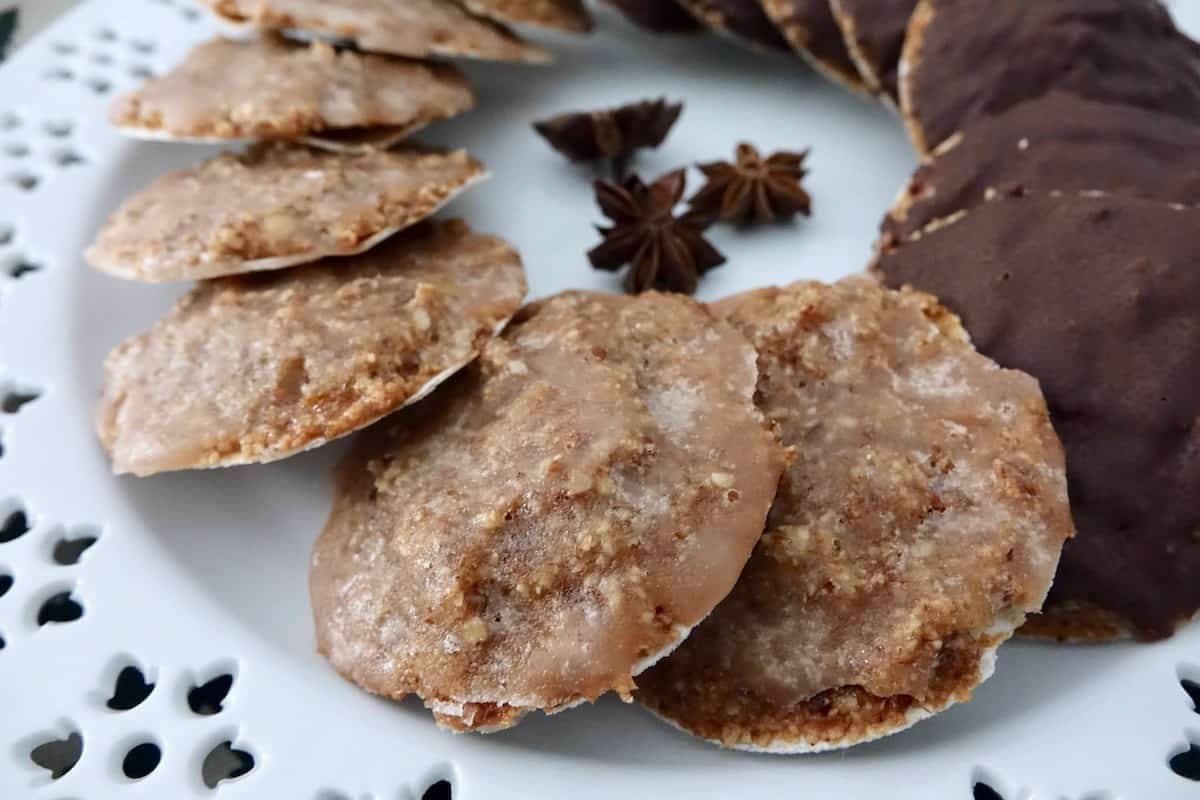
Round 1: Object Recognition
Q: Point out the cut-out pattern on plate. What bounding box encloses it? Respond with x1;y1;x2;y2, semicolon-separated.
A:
29;729;83;780
201;740;255;788
36;588;84;626
423;779;453;800
106;665;155;711
5;169;38;191
0;572;12;598
2;386;39;414
1170;742;1200;781
188;673;234;716
42;25;157;95
52;529;99;566
121;740;161;779
1182;678;1200;713
972;783;1004;800
0;506;30;543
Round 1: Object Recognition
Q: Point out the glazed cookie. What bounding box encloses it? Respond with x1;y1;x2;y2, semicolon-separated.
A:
310;291;787;732
882;92;1200;245
759;0;865;91
875;192;1200;641
87;143;485;282
637;279;1073;752
900;0;1200;152
676;0;792;53
458;0;593;32
829;0;915;100
200;0;551;63
109;37;475;149
97;220;526;476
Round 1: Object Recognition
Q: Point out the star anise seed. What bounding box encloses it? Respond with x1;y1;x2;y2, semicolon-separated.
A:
589;169;726;295
688;143;813;225
534;98;683;178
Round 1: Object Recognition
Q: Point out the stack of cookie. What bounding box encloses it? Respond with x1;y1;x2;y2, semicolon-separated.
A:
87;0;597;474
871;0;1200;645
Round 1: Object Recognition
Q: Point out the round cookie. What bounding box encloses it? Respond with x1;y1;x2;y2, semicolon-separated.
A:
760;0;866;92
458;0;593;33
875;191;1200;641
310;291;787;732
636;279;1073;752
86;143;485;282
900;0;1200;153
200;0;551;63
829;0;915;101
109;37;475;149
676;0;792;53
97;220;526;476
882;92;1200;245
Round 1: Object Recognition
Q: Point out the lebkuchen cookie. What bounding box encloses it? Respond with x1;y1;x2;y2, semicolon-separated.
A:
875;191;1200;642
87;143;485;282
199;0;552;63
110;36;475;151
97;220;526;476
637;279;1073;752
900;0;1200;152
311;291;786;732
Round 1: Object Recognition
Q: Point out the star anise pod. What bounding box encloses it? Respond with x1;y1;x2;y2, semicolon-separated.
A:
589;169;726;295
601;0;702;33
534;98;683;178
688;143;812;225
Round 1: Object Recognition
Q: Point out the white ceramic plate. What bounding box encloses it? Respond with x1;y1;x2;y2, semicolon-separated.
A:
1;1;1198;798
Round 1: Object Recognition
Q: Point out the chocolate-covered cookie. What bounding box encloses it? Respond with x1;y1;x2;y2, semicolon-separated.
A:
883;92;1200;245
638;279;1072;751
676;0;792;52
829;0;915;100
760;0;865;91
900;0;1200;152
311;291;786;732
601;0;701;33
876;192;1200;641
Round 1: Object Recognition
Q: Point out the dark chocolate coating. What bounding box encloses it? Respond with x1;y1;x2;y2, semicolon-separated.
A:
761;0;862;85
832;0;915;98
876;192;1200;641
601;0;701;33
903;0;1200;152
883;92;1200;243
677;0;792;52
